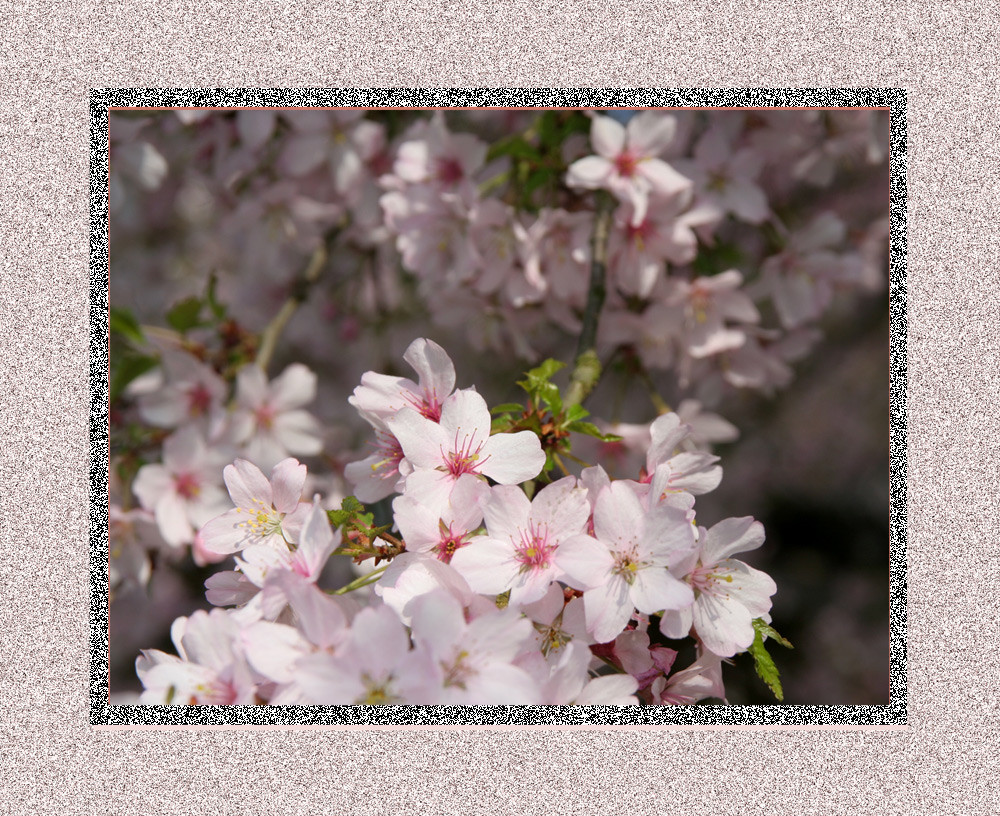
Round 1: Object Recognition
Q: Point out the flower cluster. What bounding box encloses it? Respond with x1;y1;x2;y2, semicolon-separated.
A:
136;340;778;705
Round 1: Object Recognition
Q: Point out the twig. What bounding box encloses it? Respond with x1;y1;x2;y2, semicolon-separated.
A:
255;238;330;372
566;191;615;407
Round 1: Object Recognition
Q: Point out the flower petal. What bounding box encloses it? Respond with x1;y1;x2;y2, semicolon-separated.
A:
479;431;545;484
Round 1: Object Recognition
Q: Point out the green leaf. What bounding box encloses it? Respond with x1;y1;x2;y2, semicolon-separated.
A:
490;402;525;414
563;403;589;424
165;297;204;333
526;358;566;382
748;627;785;702
486;136;541;164
535;382;562;415
753;618;794;650
566;420;622;442
110;306;146;346
205;272;227;320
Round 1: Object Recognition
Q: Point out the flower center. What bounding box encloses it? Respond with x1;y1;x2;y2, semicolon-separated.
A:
436;157;465;186
514;521;555;572
435;521;471;564
689;564;734;597
612;549;643;585
614;150;640;178
443;427;488;478
357;674;402;705
186;382;213;417
404;388;443;422
237;497;285;538
370;432;405;480
174;472;201;500
255;403;276;430
442;650;473;689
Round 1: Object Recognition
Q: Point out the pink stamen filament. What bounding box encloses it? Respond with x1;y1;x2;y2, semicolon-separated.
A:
514;520;555;571
443;427;489;477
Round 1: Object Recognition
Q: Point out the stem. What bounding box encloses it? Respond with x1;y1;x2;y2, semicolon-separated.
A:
636;365;672;415
566;192;615;407
255;237;330;372
331;565;388;595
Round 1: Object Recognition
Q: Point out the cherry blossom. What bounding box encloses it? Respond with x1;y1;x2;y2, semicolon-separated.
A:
659;517;777;657
387;388;545;514
556;480;697;643
567;112;692;226
132;427;229;547
229;363;324;470
200;458;310;555
449;476;591;606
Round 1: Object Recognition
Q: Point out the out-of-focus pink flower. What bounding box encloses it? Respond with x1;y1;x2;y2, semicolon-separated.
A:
229;363;324;470
567;112;692;226
675;123;770;225
132;427;229;547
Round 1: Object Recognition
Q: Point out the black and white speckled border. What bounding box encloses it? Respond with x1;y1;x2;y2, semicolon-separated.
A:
90;88;906;727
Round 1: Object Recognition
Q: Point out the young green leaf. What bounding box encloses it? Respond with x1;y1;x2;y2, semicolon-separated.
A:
748;627;785;702
165;296;204;333
565;420;622;442
753;618;794;650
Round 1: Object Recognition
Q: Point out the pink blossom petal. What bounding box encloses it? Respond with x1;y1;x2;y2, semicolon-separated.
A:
154;491;193;546
272;411;323;456
269;458;306;514
637;158;692;201
241;621;308;684
556;534;614;590
388;407;450;469
236;364;269;407
702;517;765;563
658;605;694;640
593;482;643;550
566;155;614;189
403;337;456;404
630;567;694;615
479;431;545;484
132;464;173;511
199;509;249;555
448;536;519;596
352;606;411;679
407;590;466;654
584;577;634;644
270;364;317;411
438;389;492;441
591;116;626;158
225;459;272;509
693;591;755;658
529;476;590;541
482;484;531;544
626;112;677;157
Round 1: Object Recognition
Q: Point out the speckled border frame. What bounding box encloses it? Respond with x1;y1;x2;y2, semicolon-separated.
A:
90;88;906;727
